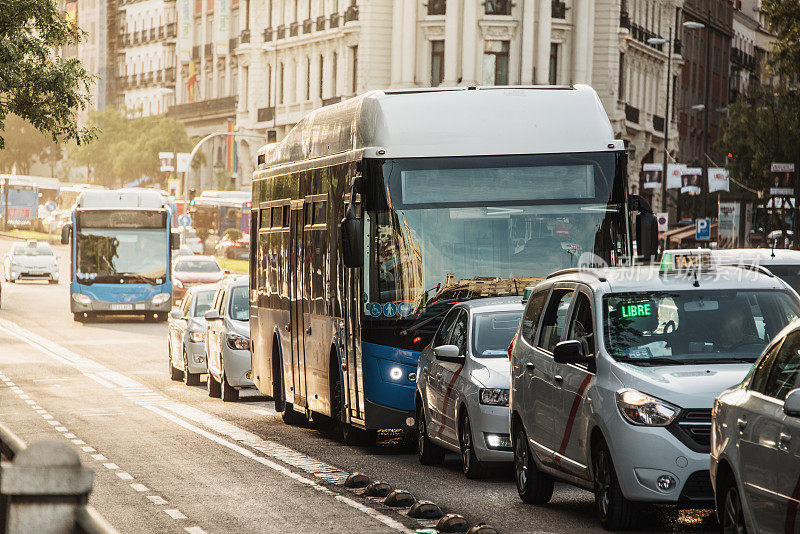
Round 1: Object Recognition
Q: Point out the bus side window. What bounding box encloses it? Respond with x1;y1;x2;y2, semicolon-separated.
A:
313;201;327;225
271;207;282;228
260;209;271;229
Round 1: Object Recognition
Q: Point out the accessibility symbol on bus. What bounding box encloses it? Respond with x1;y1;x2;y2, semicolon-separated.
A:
369;302;383;318
383;302;397;318
398;302;413;318
44;201;57;213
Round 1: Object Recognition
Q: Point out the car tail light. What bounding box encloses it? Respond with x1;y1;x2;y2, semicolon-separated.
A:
507;338;515;360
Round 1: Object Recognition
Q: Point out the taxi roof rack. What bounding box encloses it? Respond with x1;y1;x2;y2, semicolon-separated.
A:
545;268;608;282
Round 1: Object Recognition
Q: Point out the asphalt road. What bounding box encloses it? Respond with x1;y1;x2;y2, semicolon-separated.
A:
0;238;719;533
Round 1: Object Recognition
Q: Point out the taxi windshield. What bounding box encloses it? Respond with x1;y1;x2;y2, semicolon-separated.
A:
604;290;800;364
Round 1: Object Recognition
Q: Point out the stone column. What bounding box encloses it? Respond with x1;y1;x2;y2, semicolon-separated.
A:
390;0;403;87
535;0;551;84
443;0;462;85
461;0;478;86
572;0;590;84
520;0;536;84
400;0;417;86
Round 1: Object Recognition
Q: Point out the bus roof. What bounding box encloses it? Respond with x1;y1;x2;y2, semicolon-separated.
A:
0;174;60;190
257;85;622;168
76;189;167;209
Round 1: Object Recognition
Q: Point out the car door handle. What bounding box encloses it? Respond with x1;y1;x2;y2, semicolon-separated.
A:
305;326;312;335
736;417;748;431
780;432;792;444
525;362;535;372
285;323;291;332
554;375;563;383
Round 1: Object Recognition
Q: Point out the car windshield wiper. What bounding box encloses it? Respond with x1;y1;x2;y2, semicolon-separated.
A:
615;357;686;366
682;357;757;364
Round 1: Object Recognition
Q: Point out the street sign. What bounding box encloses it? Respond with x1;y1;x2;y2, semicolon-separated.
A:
44;201;57;213
656;212;668;233
696;218;711;242
176;153;191;173
178;214;192;227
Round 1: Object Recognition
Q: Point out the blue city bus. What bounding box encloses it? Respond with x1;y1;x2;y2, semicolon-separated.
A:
250;87;655;440
189;191;251;238
61;189;180;322
0;181;39;229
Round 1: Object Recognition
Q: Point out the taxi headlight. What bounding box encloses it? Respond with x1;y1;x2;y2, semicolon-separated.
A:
226;333;250;351
71;293;92;306
151;293;170;306
616;389;679;426
189;331;205;343
479;388;510;406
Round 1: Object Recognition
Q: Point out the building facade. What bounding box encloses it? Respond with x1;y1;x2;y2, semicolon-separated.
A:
729;0;771;104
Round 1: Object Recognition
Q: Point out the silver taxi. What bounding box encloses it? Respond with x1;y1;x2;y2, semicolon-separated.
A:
168;284;216;386
509;257;800;530
3;240;59;283
416;297;523;478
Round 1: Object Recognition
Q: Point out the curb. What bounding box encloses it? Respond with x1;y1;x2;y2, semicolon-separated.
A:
0;232;60;245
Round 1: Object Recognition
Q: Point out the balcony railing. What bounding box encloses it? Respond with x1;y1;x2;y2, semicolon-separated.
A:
149;28;156;40
426;0;445;15
240;28;250;44
204;43;213;57
485;0;512;15
133;31;140;44
263;27;273;41
257;106;275;122
344;2;359;22
653;115;665;132
316;15;326;31
165;67;176;82
552;0;566;19
167;96;237;120
166;23;177;38
322;96;342;107
303;19;313;34
192;45;200;59
731;47;757;70
158;26;165;39
630;23;663;51
329;12;340;28
277;24;286;39
155;70;163;83
144;71;153;84
289;22;299;36
229;37;238;50
625;103;640;124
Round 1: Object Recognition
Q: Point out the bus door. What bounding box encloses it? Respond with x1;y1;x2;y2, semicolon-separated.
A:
342;194;365;423
288;201;309;410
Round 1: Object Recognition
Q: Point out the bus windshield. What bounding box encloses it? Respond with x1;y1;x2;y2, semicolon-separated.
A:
76;228;167;284
364;152;628;318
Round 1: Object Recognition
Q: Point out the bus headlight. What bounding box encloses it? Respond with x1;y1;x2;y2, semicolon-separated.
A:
479;388;509;406
226;333;250;350
151;293;171;306
616;389;679;426
71;293;92;306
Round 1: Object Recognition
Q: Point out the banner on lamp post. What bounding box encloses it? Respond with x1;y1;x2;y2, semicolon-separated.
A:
215;0;230;57
708;168;730;193
177;0;192;62
158;152;174;173
666;163;685;190
642;163;663;189
770;163;795;197
680;167;702;195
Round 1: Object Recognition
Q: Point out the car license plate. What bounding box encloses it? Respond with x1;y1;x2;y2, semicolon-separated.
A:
110;304;133;311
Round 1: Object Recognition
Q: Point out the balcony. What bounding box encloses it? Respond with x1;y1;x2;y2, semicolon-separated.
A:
263;27;273;42
303;19;313;34
276;24;286;39
630;23;663;51
144;71;153;84
149;28;156;40
204;43;213;57
167;96;237;120
625;103;640;124
229;37;238;50
165;67;175;83
731;47;757;71
257;106;275;122
133;31;140;44
289;22;299;37
344;2;359;22
552;0;566;19
240;28;250;44
653;115;665;132
620;0;630;30
166;23;177;38
322;96;342;107
158;26;165;39
485;0;512;15
316;15;326;31
426;0;445;15
329;13;340;28
155;70;163;83
192;45;200;59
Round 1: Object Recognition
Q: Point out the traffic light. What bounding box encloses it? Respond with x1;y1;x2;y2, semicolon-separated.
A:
726;152;733;165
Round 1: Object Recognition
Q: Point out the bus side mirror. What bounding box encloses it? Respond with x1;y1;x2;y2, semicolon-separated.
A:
61;224;72;245
340;209;363;269
636;213;658;260
170;231;181;250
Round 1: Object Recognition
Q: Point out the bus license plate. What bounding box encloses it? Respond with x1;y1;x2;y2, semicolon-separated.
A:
110;304;133;311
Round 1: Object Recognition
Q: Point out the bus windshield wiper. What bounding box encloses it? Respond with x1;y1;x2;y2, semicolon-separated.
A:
121;273;159;285
399;307;451;336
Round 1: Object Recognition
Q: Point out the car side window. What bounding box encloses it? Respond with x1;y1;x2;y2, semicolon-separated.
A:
218;289;228;316
750;342;782;393
566;292;595;356
450;311;469;356
182;293;192;315
761;332;800;401
433;308;461;347
538;289;574;353
521;290;548;345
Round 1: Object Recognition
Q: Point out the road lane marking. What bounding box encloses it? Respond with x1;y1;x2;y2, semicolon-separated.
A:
131;483;149;492
81;446;96;452
165;509;187;520
116;472;134;481
91;454;108;461
42;414;53;419
147;496;168;505
47;420;60;425
103;463;120;470
55;426;68;432
184;527;207;534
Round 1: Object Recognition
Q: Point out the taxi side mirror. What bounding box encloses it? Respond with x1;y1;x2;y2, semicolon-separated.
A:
204;310;221;321
61;224;72;245
785;389;800;417
433;344;463;364
169;309;184;320
553;340;592;364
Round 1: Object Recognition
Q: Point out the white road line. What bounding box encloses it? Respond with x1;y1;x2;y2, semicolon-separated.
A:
47;420;60;425
91;454;107;461
165;509;187;520
41;413;53;419
184;527;207;534
147;495;168;505
116;472;134;481
250;408;275;416
131;483;150;492
63;433;77;439
103;463;120;470
71;439;85;445
55;426;68;432
81;446;96;452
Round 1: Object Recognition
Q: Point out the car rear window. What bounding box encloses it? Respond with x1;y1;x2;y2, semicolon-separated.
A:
175;259;221;273
13;243;54;256
193;290;215;317
472;310;522;357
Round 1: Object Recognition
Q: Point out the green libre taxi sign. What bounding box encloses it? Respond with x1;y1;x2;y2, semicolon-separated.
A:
620;301;652;318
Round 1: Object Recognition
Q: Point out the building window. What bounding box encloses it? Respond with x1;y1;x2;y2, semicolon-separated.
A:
427;0;445;16
430;40;444;86
485;0;511;15
243;67;248;109
206;16;213;43
350;45;358;93
318;55;324;98
549;43;559;85
219;71;226;97
617;52;625;99
278;62;284;103
332;52;338;95
205;74;212;100
482;40;509;85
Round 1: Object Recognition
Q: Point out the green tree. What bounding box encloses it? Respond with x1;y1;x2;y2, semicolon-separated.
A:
761;0;800;80
0;114;56;174
0;0;96;148
70;108;195;188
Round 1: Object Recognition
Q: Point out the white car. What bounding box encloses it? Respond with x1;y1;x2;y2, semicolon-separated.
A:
416;297;523;478
509;255;800;530
711;320;800;534
3;241;59;283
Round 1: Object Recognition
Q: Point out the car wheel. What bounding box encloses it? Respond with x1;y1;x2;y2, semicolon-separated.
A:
593;438;637;530
514;427;554;504
207;370;221;398
720;472;747;534
168;344;183;381
460;412;485;479
182;350;200;386
221;366;239;402
417;405;445;465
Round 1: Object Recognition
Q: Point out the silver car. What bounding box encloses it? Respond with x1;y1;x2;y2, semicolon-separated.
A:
3;240;59;283
205;276;252;402
711;320;800;534
416;297;523;478
167;284;216;386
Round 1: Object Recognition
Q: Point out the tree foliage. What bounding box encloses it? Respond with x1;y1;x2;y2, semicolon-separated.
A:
70;108;195;188
761;0;800;81
0;114;61;175
0;0;96;149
